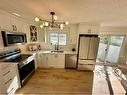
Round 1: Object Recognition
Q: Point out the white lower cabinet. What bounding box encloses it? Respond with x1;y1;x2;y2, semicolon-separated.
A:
0;64;6;94
38;53;48;68
47;54;65;68
0;63;20;95
38;53;65;68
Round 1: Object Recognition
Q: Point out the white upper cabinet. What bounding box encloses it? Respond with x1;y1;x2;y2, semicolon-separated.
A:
69;24;78;44
78;23;100;34
0;11;11;30
10;16;24;32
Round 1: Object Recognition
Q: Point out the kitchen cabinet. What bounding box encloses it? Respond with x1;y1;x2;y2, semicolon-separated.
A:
10;17;24;32
37;53;65;68
32;53;38;69
69;24;78;44
0;64;6;94
0;11;11;30
0;63;20;95
55;54;65;68
78;24;100;34
37;53;48;68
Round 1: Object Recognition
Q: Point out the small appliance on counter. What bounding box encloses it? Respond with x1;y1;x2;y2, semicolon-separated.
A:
27;43;41;51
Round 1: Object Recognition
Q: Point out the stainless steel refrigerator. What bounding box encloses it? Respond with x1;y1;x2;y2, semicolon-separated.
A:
77;34;100;70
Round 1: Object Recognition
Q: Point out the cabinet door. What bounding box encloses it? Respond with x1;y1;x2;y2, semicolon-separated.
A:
47;54;57;68
88;37;100;59
32;53;37;69
78;24;99;34
79;37;90;59
37;53;48;68
91;25;100;34
42;54;48;68
37;53;42;67
0;64;6;94
56;54;65;68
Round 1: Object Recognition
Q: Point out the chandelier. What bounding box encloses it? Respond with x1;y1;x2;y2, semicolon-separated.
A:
35;12;69;29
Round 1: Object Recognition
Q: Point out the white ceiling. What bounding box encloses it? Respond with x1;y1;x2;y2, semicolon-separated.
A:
0;0;127;26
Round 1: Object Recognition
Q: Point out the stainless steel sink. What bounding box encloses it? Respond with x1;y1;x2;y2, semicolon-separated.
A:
51;50;64;53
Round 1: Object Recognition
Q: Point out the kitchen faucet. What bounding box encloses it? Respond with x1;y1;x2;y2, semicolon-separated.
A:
55;43;59;51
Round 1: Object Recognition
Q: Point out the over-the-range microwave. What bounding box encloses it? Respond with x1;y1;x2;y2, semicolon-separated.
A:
1;31;27;46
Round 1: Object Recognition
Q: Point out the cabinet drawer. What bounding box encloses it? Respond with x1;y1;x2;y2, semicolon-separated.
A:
4;76;18;95
78;64;95;71
0;78;6;94
1;63;16;74
3;69;16;83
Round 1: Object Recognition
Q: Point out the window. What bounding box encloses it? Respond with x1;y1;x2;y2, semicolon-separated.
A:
49;32;67;45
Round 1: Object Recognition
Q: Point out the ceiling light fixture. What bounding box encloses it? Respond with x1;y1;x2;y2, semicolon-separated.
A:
35;12;68;29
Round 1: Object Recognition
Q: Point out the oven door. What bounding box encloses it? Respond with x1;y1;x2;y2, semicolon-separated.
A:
18;59;35;86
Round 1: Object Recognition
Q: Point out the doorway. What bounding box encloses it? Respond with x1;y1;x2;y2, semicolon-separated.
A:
97;35;124;65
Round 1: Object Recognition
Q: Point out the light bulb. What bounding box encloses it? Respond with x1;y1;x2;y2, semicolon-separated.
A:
54;15;57;20
45;22;49;26
60;24;64;27
43;23;45;25
60;24;64;29
50;27;52;30
60;27;63;29
40;25;43;28
65;21;69;25
35;17;39;22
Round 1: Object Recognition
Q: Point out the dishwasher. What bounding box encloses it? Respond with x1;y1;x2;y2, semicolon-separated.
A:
65;54;77;69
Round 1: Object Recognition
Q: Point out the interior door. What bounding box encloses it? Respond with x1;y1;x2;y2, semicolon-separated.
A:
88;37;100;59
79;37;90;59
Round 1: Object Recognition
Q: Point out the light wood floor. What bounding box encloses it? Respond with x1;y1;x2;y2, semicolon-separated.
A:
15;65;126;95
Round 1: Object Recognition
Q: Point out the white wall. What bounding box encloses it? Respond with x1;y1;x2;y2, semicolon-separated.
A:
0;9;36;52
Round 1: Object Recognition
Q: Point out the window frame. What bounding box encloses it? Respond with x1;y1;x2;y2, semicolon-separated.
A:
49;31;68;46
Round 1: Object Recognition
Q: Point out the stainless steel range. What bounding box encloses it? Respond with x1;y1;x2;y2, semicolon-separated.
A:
0;48;35;86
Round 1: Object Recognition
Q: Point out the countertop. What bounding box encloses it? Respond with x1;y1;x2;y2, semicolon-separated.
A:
21;50;77;55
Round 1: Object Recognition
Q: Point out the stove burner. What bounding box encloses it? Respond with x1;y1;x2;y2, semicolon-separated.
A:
6;54;32;62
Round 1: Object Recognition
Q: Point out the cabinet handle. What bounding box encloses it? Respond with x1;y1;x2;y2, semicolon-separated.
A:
7;87;14;94
88;29;91;33
5;78;12;85
3;71;10;76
